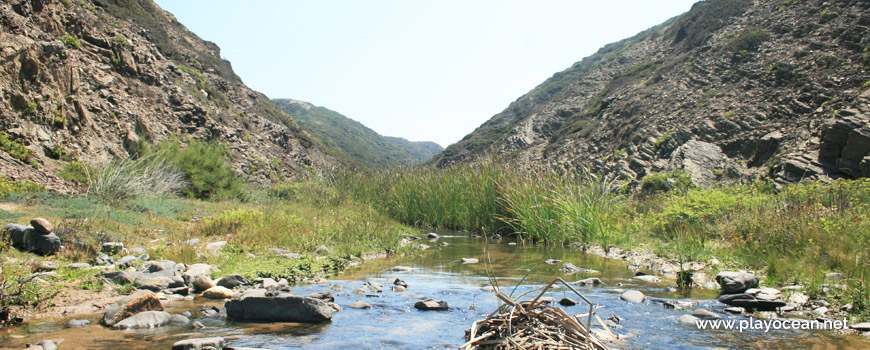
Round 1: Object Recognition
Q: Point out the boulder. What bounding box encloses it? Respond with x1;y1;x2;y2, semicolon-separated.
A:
202;286;234;299
723;307;745;314
677;314;700;325
101;242;124;255
113;311;171;329
314;245;330;255
169;315;190;325
460;258;479;264
426;232;439;239
100;271;133;285
31;340;57;350
308;291;334;303
414;299;448;311
559;297;578;306
669;140;726;187
349;301;371;309
560;263;597;275
5;224;61;255
225;295;333;322
620;290;645;303
715;271;759;294
392;285;406;292
172;337;224;350
216;274;249;289
391;266;413;272
717;293;785;311
134;274;177;292
102;290;164;326
183;264;212;280
851;322;870;332
690;309;721;320
29;218;53;234
34;261;58;271
544;259;562;265
192;275;216;292
205;241;227;251
633;275;661;283
66;319;90;328
67;262;91;269
573;278;603;286
116;255;140;269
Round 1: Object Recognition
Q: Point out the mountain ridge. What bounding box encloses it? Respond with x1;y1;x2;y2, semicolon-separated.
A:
274;98;443;169
432;0;870;186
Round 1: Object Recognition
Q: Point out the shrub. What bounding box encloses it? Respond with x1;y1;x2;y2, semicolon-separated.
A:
23;102;37;115
111;35;128;47
59;35;81;49
152;138;245;200
89;155;188;204
640;171;694;195
0;177;43;198
726;27;770;52
58;161;94;184
0;132;37;167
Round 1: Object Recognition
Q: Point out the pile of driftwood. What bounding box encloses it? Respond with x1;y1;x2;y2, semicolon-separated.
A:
461;278;620;350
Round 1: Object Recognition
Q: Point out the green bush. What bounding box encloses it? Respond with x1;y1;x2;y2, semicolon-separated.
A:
726;27;770;52
640;171;694;195
0;177;43;198
89;155;187;204
153;138;245;200
58;161;94;184
0;132;37;167
59;35;81;49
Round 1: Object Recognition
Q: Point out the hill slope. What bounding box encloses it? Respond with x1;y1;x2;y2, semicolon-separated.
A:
0;0;335;189
433;0;870;186
274;99;443;168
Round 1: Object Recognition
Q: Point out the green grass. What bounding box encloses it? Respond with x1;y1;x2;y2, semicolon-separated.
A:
59;35;81;49
327;163;870;320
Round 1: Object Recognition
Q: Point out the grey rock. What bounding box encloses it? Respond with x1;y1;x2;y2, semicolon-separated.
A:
460;258;479;264
414;299;448;311
850;322;870;331
116;255;140;269
349;301;371;309
134;274;176;292
32;340;57;350
183;263;212;280
633;275;661;283
172;337;224;350
100;271;133;285
95;254;114;265
184;238;200;245
426;232;439;239
216;274;250;289
66;319;90;328
363;281;384;293
260;277;278;289
715;271;759;294
169;315;190;325
690;309;721;320
34;261;58;271
620;290;645;303
113;311;171;329
226;295;333;322
391;266;413;272
101;242;124;255
544;259;561;264
129;247;147;255
669;140;726;187
5;224;61;255
824;272;845;282
314;245;330;255
191;321;205;329
573;277;603;286
67;262;91;269
202;286;234;299
205;241;227;251
724;307;745;314
677;314;701;325
308;291;334;303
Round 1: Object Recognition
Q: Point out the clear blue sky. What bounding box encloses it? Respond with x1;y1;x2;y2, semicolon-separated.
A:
154;0;699;147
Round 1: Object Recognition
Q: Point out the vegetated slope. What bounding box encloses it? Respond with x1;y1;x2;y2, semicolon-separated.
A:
274;98;443;169
433;0;870;187
0;0;335;189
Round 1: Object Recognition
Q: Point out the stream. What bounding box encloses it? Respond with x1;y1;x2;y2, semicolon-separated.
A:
2;233;869;349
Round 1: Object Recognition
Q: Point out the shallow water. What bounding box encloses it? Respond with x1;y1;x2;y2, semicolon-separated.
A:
2;233;868;349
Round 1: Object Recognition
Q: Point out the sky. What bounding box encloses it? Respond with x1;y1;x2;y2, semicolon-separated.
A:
154;0;699;147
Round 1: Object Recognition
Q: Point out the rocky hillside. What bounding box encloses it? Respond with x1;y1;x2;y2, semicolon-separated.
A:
274;99;443;169
433;0;870;187
0;0;335;189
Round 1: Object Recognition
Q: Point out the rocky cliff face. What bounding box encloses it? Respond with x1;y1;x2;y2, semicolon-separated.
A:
433;0;870;187
0;0;335;189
